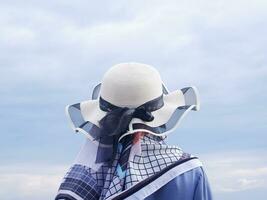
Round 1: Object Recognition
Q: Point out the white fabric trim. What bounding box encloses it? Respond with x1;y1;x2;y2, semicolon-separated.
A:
57;189;84;200
107;158;202;200
118;104;196;142
189;86;200;111
65;105;77;132
65;86;200;143
191;86;200;111
65;105;112;148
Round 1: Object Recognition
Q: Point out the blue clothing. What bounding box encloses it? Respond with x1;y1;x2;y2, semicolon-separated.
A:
145;167;212;200
56;162;212;200
55;136;212;200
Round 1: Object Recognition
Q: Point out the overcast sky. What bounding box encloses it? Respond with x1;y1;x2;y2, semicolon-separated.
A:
0;0;267;199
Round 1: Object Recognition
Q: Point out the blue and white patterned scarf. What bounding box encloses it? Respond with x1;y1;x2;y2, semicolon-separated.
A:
56;133;191;200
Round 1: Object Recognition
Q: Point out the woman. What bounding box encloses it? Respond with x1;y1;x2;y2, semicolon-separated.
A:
55;63;212;200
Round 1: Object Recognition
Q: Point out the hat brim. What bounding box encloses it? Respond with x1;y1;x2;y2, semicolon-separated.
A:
65;85;200;144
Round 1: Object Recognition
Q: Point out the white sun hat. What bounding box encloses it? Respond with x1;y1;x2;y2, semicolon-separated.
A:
66;62;200;147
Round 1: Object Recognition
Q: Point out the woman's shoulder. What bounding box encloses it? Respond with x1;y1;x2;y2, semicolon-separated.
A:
145;155;212;200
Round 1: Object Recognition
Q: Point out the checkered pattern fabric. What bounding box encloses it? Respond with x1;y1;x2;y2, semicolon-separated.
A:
56;134;190;200
58;164;101;200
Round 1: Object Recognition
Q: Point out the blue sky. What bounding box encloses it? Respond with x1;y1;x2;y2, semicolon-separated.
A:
0;0;267;199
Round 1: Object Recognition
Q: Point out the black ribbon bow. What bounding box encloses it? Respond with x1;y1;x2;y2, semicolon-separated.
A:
99;105;154;137
98;95;164;137
97;95;164;163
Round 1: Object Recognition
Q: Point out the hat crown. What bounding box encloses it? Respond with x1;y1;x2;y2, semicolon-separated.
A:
100;63;163;107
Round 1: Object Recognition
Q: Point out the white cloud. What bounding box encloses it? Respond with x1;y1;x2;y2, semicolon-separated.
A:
0;164;68;200
1;0;266;99
0;0;266;174
201;150;267;194
0;173;60;198
1;150;267;199
0;1;266;199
